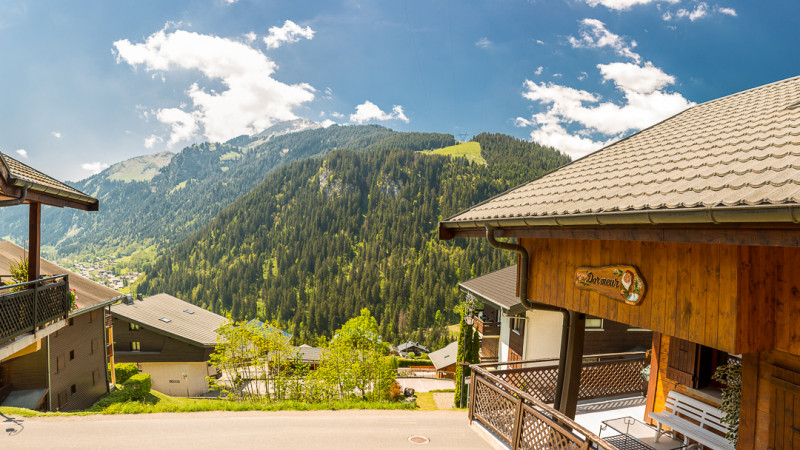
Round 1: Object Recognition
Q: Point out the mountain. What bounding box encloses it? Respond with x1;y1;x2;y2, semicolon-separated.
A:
0;122;455;269
138;133;570;346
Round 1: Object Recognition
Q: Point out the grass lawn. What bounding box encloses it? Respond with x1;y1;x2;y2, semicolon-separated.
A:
420;142;486;165
0;389;416;417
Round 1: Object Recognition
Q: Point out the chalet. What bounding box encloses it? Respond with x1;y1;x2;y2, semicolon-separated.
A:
110;293;227;397
460;265;652;364
0;153;104;412
397;341;430;357
296;344;322;370
0;241;123;411
428;341;458;379
439;75;800;448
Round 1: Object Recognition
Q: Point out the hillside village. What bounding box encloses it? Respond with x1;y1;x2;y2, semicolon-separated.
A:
0;1;798;448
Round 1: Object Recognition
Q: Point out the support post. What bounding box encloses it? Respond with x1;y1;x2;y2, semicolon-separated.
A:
644;331;662;423
559;311;585;419
28;202;41;281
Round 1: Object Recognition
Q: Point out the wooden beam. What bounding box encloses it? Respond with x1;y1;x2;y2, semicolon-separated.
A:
28;201;41;281
644;331;661;423
738;352;760;449
560;311;586;419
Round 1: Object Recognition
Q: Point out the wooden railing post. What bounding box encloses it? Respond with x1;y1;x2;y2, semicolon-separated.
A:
32;279;39;329
468;370;477;422
510;396;524;449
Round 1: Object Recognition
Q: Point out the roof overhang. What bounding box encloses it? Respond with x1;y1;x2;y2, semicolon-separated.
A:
440;204;800;247
0;154;99;211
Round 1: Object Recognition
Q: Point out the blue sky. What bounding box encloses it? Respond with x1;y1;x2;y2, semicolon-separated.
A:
0;0;797;181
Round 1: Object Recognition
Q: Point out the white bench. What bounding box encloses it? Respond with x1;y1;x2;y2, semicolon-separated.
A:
648;390;734;450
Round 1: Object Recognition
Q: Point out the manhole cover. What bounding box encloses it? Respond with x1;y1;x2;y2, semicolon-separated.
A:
408;436;430;445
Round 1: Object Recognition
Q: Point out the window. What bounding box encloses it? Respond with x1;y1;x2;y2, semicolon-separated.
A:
510;316;525;334
666;337;728;390
131;341;141;351
129;322;140;331
586;318;603;330
184;309;195;314
69;350;75;360
68;318;74;326
56;354;65;373
159;317;172;323
70;384;77;394
92;369;101;386
91;338;100;355
57;390;68;409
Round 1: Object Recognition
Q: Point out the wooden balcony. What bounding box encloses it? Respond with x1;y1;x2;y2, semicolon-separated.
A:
468;352;648;449
0;275;70;346
479;336;499;363
473;316;501;336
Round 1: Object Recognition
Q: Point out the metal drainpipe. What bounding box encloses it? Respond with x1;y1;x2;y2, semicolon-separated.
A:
485;226;571;411
0;185;28;207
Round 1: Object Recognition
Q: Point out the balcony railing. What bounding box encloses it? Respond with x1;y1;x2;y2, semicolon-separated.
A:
0;275;71;345
468;352;648;449
473;316;501;336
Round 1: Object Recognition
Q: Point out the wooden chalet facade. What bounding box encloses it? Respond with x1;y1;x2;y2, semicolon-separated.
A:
440;76;800;448
111;293;227;397
460;265;652;364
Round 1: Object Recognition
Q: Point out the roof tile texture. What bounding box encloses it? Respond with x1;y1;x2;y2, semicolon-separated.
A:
1;153;91;199
445;76;800;223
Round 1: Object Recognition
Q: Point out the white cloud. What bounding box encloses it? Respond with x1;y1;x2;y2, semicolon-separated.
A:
568;19;641;63
578;71;589;80
263;20;314;49
475;37;492;49
15;149;28;159
330;112;344;119
51;131;62;139
114;26;316;146
534;66;543;76
349;101;410;124
536;39;545;45
662;11;673;20
245;32;257;43
584;0;678;11
144;134;164;149
717;7;737;16
517;24;693;158
674;3;710;21
81;162;110;174
320;119;336;128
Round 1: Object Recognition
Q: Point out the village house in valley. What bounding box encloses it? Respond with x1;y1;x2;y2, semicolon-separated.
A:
440;76;800;449
461;264;652;364
0;153;111;412
111;293;227;397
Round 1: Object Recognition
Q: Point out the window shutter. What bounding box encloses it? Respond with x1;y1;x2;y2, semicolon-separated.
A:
56;354;66;373
57;390;68;409
91;338;100;354
666;337;699;388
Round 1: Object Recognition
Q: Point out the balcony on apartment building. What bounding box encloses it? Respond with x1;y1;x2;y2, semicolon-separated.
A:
0;275;71;348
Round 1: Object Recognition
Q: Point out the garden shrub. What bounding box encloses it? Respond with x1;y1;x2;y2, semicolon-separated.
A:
115;363;140;384
396;358;432;368
122;373;152;400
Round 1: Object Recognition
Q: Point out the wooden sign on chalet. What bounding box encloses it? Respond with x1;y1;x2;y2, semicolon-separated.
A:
574;265;646;305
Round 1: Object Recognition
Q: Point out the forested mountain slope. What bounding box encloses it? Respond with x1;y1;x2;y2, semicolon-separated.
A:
138;133;570;346
0;122;454;268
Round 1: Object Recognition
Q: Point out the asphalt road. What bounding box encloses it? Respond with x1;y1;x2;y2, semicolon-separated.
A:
1;410;491;449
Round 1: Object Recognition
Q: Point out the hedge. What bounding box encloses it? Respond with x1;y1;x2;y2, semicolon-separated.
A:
115;363;140;384
122;373;152;401
396;358;432;368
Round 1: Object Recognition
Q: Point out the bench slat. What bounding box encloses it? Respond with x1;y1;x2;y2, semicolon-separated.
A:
649;390;734;450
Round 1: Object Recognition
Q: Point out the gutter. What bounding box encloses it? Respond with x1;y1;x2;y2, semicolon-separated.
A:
0;184;28;206
484;225;572;411
440;204;800;239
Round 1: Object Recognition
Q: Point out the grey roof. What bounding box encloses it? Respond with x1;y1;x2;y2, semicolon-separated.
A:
0;152;98;210
429;341;458;370
397;341;430;353
441;75;800;233
0;241;124;311
246;319;292;344
111;293;227;347
459;265;522;314
295;344;322;363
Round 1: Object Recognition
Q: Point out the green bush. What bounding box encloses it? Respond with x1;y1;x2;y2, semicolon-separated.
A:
396;358;432;368
122;373;152;401
115;363;140;384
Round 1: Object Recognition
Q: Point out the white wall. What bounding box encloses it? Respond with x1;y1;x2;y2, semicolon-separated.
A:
138;362;212;397
499;312;511;363
524;309;563;362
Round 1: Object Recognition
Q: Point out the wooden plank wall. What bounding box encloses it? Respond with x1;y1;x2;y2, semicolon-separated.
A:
112;317;208;363
48;310;109;411
0;339;48;390
521;238;740;353
583;319;652;355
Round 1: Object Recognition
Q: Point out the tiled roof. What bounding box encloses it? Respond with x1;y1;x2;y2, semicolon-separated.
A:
246;319;292;344
459;265;521;312
111;293;227;347
295;344;322;363
0;152;98;208
0;241;124;311
428;341;458;370
397;341;430;353
442;75;800;229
